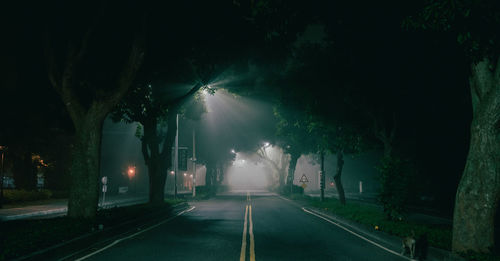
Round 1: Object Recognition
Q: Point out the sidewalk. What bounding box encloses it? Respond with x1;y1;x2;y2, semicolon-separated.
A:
0;194;148;221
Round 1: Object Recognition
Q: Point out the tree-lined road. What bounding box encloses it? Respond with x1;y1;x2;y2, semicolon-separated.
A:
75;191;407;261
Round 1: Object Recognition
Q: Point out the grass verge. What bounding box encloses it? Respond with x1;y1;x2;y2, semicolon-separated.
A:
288;194;499;261
0;201;182;261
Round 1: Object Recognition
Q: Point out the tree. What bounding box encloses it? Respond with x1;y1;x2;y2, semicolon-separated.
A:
405;0;500;253
112;78;202;205
44;3;144;219
256;144;289;189
274;105;315;192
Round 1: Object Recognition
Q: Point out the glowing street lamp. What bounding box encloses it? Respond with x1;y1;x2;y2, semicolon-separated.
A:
231;149;236;154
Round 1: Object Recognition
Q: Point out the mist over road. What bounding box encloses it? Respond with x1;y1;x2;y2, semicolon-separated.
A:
78;191;407;261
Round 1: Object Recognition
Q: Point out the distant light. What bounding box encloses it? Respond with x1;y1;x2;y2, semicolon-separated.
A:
264;142;270;147
184;173;187;176
190;174;193;178
128;166;136;179
170;171;175;175
231;149;236;154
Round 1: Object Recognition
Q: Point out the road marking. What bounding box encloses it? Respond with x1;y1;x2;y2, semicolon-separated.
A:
249;205;255;261
240;205;249;261
302;207;414;261
74;206;196;261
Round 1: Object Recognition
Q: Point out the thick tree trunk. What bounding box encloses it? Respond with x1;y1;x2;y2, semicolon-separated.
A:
334;150;346;205
452;58;500;253
142;118;168;205
67;115;103;219
148;161;166;205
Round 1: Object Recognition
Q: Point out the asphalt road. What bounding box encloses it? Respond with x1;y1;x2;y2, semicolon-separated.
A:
76;191;408;261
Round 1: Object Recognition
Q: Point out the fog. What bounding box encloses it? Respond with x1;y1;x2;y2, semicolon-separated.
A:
225;152;270;190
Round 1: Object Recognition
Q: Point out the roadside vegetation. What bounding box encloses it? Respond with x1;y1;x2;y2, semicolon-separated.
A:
289;194;498;261
2;189;69;204
0;200;185;261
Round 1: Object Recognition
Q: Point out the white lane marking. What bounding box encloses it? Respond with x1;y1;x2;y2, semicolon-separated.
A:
75;206;196;261
302;207;414;261
249;205;255;261
240;205;249;261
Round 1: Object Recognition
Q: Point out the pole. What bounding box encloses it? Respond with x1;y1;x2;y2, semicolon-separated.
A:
174;114;179;198
192;128;197;197
320;150;325;202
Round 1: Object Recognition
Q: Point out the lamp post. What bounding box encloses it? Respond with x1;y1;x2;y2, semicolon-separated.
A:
174;113;179;199
191;128;197;197
0;146;6;208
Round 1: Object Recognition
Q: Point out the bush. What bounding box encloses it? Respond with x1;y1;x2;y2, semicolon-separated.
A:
280;184;304;195
376;156;414;220
3;189;53;204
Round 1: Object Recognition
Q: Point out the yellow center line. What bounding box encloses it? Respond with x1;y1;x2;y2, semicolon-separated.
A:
249;205;255;261
240;205;248;261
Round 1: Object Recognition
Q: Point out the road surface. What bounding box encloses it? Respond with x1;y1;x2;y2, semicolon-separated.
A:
74;190;408;261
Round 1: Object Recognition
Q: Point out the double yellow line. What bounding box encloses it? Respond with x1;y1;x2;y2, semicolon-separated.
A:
240;192;255;261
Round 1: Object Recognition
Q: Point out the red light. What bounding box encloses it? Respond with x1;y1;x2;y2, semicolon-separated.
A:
128;166;136;178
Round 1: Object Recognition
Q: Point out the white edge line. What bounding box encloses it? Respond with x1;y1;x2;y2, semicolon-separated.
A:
302;207;415;261
74;206;196;261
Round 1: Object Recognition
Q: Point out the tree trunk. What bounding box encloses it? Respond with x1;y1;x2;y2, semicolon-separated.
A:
278;152;287;188
334;150;346;205
67;115;103;219
206;161;215;193
288;153;300;185
148;161;166;205
452;58;500;253
288;152;300;193
142;118;168;205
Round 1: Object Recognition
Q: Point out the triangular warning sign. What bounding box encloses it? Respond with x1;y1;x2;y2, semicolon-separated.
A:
299;174;309;183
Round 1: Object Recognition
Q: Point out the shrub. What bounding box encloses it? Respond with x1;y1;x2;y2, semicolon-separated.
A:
376;156;414;220
3;189;53;204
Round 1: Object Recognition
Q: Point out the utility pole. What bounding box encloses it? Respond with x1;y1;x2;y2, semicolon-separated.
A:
320;150;325;202
174;114;179;199
192;128;196;197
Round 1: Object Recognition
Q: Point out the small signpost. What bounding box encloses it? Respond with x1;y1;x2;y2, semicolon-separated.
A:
299;174;309;189
101;176;107;207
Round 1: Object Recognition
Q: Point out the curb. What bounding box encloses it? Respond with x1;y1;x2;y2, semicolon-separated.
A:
0;197;148;221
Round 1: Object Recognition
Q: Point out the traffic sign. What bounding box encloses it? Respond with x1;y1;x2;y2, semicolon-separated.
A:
299;174;309;183
102;184;107;192
101;176;108;185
